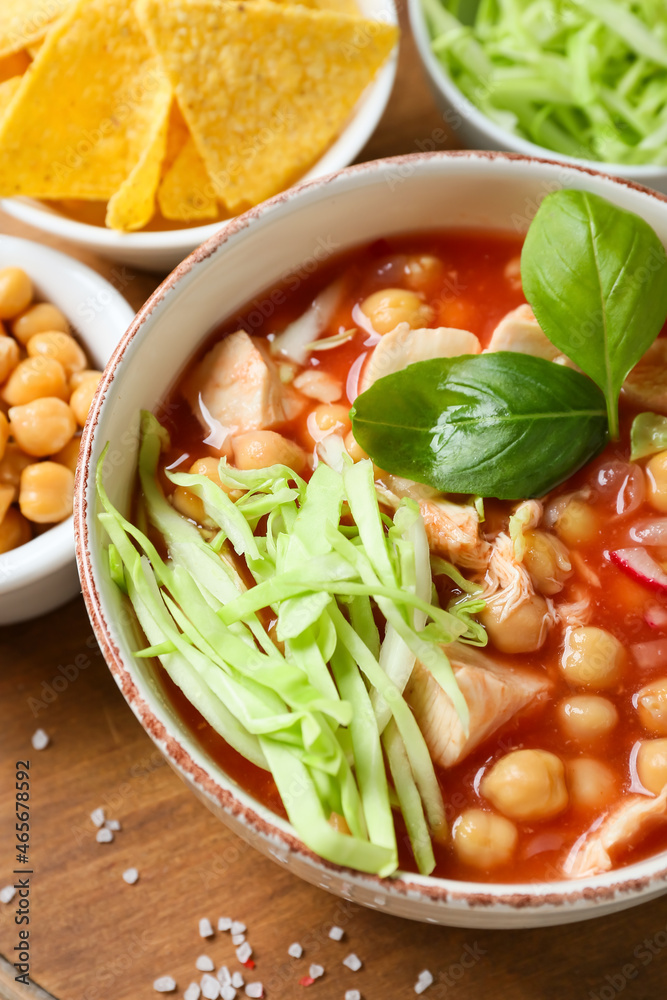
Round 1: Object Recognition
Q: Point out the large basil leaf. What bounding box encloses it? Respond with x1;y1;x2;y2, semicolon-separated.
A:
521;189;667;439
350;353;608;500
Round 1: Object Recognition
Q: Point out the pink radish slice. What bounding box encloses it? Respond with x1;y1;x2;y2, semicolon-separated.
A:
632;638;667;669
610;548;667;593
645;604;667;630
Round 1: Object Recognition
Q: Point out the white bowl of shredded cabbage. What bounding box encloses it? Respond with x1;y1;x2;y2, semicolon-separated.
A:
409;0;667;194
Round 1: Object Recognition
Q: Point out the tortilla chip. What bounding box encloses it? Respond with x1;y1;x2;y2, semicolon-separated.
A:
158;135;218;221
0;0;172;201
276;0;361;16
0;78;21;124
0;1;70;59
137;0;397;210
0;51;30;84
106;86;171;231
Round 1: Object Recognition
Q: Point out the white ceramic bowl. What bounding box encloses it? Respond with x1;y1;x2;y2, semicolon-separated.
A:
76;151;667;927
0;0;398;274
408;0;667;196
0;236;135;625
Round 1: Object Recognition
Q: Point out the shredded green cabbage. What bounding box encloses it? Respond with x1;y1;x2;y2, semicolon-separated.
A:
424;0;667;165
96;411;486;877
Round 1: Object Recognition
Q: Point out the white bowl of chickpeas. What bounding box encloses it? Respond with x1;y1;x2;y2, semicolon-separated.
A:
0;237;135;625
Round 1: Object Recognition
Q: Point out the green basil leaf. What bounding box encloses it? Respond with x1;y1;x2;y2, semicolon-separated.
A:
521;189;667;439
350;353;608;500
630;411;667;461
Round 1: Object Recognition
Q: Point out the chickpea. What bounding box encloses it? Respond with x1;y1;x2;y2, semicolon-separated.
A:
70;372;101;426
2;357;68;406
0;442;33;498
69;368;103;391
171;485;206;524
52;436;81;475
0;334;20;383
637;739;667;795
566;758;617;811
0;506;31;553
232;430;307;473
13;303;69;345
556;694;619;744
522;529;571;595
188;456;243;500
481;749;568;822
646;451;667;514
560;626;626;690
27;331;86;378
19;462;74;523
403;255;443;291
636;679;667;736
306;404;352;447
552;497;600;546
0;267;33;320
0;411;8;463
452;809;518;870
479;592;548;653
344;430;368;463
9;397;76;457
360;288;432;335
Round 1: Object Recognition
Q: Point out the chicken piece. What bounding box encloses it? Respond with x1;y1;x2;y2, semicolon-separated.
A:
293;369;342;403
376;474;490;570
623;339;667;414
183;331;305;443
563;786;667;878
486;304;568;363
405;644;550;769
360;324;481;392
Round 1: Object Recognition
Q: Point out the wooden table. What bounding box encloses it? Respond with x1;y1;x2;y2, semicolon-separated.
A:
2;9;667;1000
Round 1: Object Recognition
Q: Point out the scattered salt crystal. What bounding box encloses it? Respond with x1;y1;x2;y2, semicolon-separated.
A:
218;917;232;932
90;807;105;828
31;728;49;750
231;973;244;989
196;956;215;973
232;933;245;946
153;977;176;993
217;967;232;986
221;988;236;1000
345;992;361;1000
122;868;139;885
288;942;303;959
415;970;434;994
199;917;214;938
235;942;252;964
105;819;121;831
231;921;246;935
343;954;362;972
309;964;324;980
328;926;344;941
184;985;201;1000
0;886;16;904
201;973;220;999
96;828;113;844
245;985;263;999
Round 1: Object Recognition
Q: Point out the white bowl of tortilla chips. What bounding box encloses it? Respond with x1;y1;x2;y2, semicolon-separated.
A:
0;0;398;272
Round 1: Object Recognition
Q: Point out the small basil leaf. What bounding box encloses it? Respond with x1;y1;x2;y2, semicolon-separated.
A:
630;411;667;461
521;189;667;439
350;353;608;500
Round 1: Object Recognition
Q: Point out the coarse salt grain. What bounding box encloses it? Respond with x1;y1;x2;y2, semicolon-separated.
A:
288;943;303;959
415;970;434;994
96;828;113;844
345;992;361;1000
217;967;232;986
231;933;245;946
201;973;220;999
231;921;246;935
245;985;263;999
105;819;121;831
309;964;324;980
122;868;139;885
184;984;201;1000
196;956;215;973
236;942;252;964
218;917;232;932
328;926;344;941
31;728;49;750
231;972;244;989
199;917;214;938
153;977;176;993
343;954;362;972
0;886;16;904
90;807;105;828
221;987;236;1000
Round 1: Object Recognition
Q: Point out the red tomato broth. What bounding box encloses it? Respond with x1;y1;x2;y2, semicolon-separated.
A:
149;230;667;883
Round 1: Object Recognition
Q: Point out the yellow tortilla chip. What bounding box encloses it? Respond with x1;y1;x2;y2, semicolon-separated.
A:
0;77;21;124
274;0;361;16
158;136;218;221
0;1;70;59
0;0;172;201
137;0;397;210
0;51;30;84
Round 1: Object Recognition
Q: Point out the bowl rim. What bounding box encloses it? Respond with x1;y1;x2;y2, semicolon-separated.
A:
76;149;667;914
0;234;135;597
407;0;667;181
0;0;398;255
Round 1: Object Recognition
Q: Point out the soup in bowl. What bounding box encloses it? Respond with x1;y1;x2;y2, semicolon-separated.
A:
76;151;667;927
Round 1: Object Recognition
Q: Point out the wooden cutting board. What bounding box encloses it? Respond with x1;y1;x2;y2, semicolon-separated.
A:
2;8;667;1000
